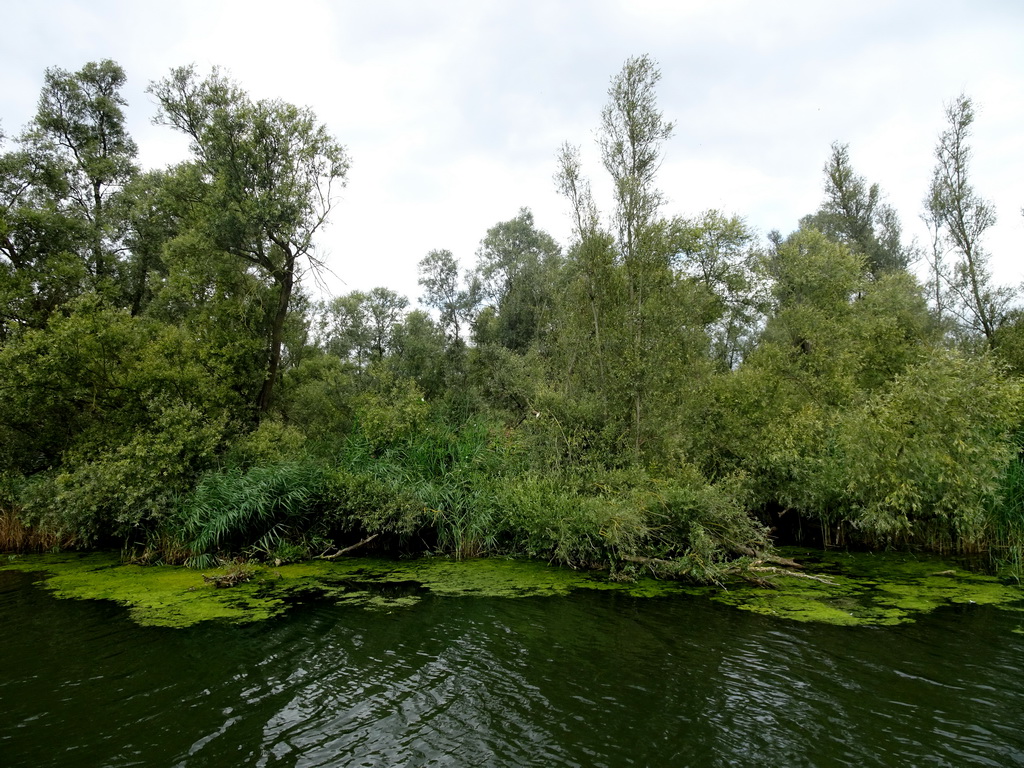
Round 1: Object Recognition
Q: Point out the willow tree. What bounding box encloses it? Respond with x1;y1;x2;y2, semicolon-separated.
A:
554;55;709;458
925;94;1009;346
801;142;909;277
598;54;677;454
149;66;350;414
473;208;561;352
1;60;138;333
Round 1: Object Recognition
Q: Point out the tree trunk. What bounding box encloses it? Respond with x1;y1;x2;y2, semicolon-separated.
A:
256;254;295;414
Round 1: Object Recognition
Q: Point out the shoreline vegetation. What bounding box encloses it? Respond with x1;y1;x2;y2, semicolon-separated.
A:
2;56;1024;586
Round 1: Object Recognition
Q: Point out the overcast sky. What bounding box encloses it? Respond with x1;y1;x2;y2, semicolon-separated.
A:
2;0;1022;304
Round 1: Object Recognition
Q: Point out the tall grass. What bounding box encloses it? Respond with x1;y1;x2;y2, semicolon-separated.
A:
992;454;1024;581
0;504;76;553
336;420;506;558
177;462;327;568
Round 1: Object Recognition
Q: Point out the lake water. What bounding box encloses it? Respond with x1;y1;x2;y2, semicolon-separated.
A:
2;566;1023;766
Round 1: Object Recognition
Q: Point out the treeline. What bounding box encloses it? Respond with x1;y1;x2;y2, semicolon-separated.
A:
1;56;1022;581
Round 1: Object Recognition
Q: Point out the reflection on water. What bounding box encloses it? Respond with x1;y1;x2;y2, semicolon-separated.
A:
1;568;1023;767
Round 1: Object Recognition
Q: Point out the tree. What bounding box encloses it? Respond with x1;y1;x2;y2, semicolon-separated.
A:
801;142;908;277
363;287;409;361
317;291;372;368
417;248;477;345
670;210;763;369
0;60;138;334
925;94;1009;346
0;295;234;543
842;350;1019;548
554;142;615;408
473;208;561;351
600;54;673;277
149;66;350;414
389;309;447;398
598;54;676;454
553;56;715;459
28;60;138;283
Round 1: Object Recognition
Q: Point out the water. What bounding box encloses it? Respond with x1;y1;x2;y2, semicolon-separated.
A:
2;567;1023;767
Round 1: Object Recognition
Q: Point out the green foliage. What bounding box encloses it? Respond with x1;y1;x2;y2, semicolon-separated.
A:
418;248;478;345
365;420;506;558
472;207;562;352
222;418;308;469
321;468;422;537
388;309;447;398
277;354;356;443
924;93;1012;345
495;472;648;566
842;351;1020;546
353;366;428;452
0;295;238;544
5;56;1024;577
149;64;350;412
669;210;764;369
177;462;329;568
26;399;225;544
801;142;909;276
993;446;1024;580
493;465;767;583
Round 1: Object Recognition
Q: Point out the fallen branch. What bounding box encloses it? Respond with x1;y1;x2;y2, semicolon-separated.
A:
319;533;380;560
732;545;804;569
620;554;681;569
749;565;836;585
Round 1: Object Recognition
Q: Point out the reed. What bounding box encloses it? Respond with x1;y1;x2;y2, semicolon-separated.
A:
338;420;506;559
991;453;1024;581
0;504;77;553
177;462;327;568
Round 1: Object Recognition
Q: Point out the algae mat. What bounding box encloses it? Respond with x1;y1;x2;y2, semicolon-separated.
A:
2;549;1021;628
712;548;1024;627
0;553;681;628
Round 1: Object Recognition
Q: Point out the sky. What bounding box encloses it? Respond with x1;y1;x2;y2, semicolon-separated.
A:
2;0;1022;305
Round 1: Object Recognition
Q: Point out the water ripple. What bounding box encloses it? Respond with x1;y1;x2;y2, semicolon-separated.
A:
2;577;1023;767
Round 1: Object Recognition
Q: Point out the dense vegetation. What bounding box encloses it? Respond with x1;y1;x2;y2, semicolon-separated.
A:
2;56;1022;582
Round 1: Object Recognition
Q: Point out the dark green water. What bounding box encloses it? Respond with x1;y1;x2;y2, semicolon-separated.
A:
2;567;1023;767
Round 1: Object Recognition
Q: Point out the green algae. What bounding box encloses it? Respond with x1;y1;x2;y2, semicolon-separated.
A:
1;552;292;627
2;548;1021;629
711;548;1024;626
0;552;688;628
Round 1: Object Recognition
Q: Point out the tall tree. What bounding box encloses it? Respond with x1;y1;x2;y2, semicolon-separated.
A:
0;60;138;333
364;287;409;361
417;248;477;345
553;57;714;459
599;54;675;453
149;66;350;414
28;59;139;283
801;142;908;277
317;291;372;368
600;54;674;287
925;94;1007;346
554;142;615;407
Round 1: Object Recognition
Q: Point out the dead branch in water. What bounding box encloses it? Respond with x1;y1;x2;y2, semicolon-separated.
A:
319;533;380;560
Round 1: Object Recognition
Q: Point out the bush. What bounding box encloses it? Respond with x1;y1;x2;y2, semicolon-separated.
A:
842;351;1021;549
320;468;423;538
19;400;225;546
